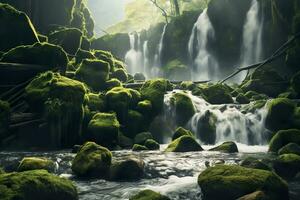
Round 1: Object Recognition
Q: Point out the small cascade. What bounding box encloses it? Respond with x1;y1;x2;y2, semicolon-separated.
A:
124;33;143;75
188;9;219;81
152;24;167;77
164;90;268;145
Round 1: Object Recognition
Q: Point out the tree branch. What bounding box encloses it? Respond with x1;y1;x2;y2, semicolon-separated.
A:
150;0;169;24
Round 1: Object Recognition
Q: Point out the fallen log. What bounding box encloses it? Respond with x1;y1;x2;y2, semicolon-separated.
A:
125;80;210;89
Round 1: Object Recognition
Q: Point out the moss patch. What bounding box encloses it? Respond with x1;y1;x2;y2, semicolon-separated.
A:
165;135;203;152
172;127;194;141
17;157;56;172
269;129;300;152
209;141;238;153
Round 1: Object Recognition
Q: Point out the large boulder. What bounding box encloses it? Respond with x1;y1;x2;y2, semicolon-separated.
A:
198;165;288;200
172;127;194;141
129;190;170;200
209;141;238;153
0;170;78;200
71;142;112;178
278;143;300;155
199;84;234;104
123;110;145;138
269;129;300;152
87;113;120;148
165;135;203;152
273;153;300;179
109;158;144;181
17;157;56;173
0;3;39;52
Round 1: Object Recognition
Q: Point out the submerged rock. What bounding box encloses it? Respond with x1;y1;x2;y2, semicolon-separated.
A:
269;129;300;152
71;142;112;178
274;153;300;179
198;165;288;200
17;157;56;173
109;158;144;181
278;143;300;155
129;190;170;200
209;141;238;153
165;135;203;152
0;170;78;200
172;127;194;141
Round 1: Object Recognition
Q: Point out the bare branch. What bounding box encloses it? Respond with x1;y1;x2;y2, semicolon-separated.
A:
149;0;169;24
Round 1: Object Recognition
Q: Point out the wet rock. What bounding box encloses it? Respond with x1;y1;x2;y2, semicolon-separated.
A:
84;93;106;112
129;189;170;200
137;100;152;115
17;157;56;173
134;73;146;81
75;49;96;64
71;142;112;178
132;144;148;151
144;139;160;150
269;129;300;152
278;143;300;155
105;78;122;90
273;153;300;179
172;127;194;141
196;110;217;145
198;165;288;200
165;135;203;152
240;157;271;171
111;68;128;83
109;158;144;181
93;50;117;71
209;141;238;153
236;93;250;104
0;170;78;200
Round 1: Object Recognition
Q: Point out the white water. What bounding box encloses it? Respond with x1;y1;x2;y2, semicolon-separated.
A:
164;90;269;145
238;0;264;81
188;9;219;81
125;33;143;75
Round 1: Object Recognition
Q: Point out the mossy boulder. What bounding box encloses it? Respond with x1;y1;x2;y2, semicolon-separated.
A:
200;84;234;104
129;190;170;200
17;157;56;173
0;101;10;140
0;170;78;200
71;141;112;178
172;127;194;141
165;135;203;152
111;68;128;83
198;165;288;200
209;141;238;153
0;3;39;52
291;71;300;94
84;93;106;112
273;153;300;179
109;158;144;181
144;139;160;150
75;49;96;65
123;110;145;138
93;50;115;71
236;94;250;104
170;92;195;126
75;59;110;91
132;144;148;151
137;100;152;115
196;110;217;145
240;157;271;171
87;113;120;148
48;28;82;55
105;78;122;90
134;132;153;145
278;143;300;155
1;42;68;73
134;73;146;81
140;79;173;114
269;129;300;152
118;132;133;149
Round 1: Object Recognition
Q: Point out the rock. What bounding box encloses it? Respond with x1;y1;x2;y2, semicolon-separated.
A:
0;3;39;52
106;78;122;90
144;139;160;150
71;145;82;153
134;132;153;145
87;113;120;148
118;132;133;149
209;141;238;153
236;93;250;104
84;93;106;112
137;100;152;115
172;127;194;141
134;73;146;81
93;50;116;71
291;71;300;94
0;170;78;200
48;28;82;55
273;153;300;179
240;157;271;171
180;81;197;90
71;142;112;178
237;191;267;200
140;79;173;114
1;42;68;73
0;101;10;141
170;92;195;126
109;158;144;181
123;110;145;138
75;49;96;64
278;143;300;155
269;129;300;152
129;190;170;200
111;68;128;83
132;144;149;151
17;157;56;173
265;98;297;132
198;165;288;200
196;110;217;145
200;84;234;104
75;59;110;91
165;135;203;152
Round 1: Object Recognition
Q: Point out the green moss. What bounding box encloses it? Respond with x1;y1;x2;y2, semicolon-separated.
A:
172;127;194;141
1;42;68;73
180;81;197;90
105;78;122;90
274;153;300;179
0;101;10;140
269;129;300;152
241;100;267;114
84;93;106;112
129;189;170;200
132;144;149;151
240;157;271;171
165;135;203;152
0;170;78;200
278;143;300;155
144;139;160;150
75;59;110;91
200;84;233;104
170;92;195;126
231;88;244;97
17;157;56;172
75;49;96;64
209;141;238;153
236;94;250;104
0;3;39;52
87;113;120;148
71;141;112;177
111;68;128;83
109;158;144;181
198;165;288;200
137;100;152;115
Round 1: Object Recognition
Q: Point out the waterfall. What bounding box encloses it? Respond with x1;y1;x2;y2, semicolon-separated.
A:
143;40;149;75
188;9;219;81
152;24;167;77
124;33;143;75
164;90;268;145
239;0;263;81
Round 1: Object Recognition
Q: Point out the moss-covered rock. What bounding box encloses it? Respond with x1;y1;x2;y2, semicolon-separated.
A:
111;68;128;83
123;110;145;138
144;139;160;150
273;153;300;179
170;92;195;126
236;93;250;104
278;143;300;155
196;110;217;145
17;157;56;172
180;81;197;91
129;190;170;200
105;78;122;90
75;59;110;91
200;84;234;104
75;49;96;65
0;170;78;200
198;165;288;200
93;50;115;71
134;73;146;81
134;132;153;145
0;3;39;52
269;129;300;152
172;127;194;141
118;132;133;149
84;93;106;112
87;113;120;148
109;158;144;181
0;101;10;140
209;141;238;153
240;157;271;171
1;42;68;73
132;144;149;151
137;100;152;115
165;135;203;152
71;141;112;178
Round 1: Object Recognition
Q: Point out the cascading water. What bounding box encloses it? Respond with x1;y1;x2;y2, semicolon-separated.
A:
152;24;167;77
125;33;143;75
188;9;219;81
143;40;149;75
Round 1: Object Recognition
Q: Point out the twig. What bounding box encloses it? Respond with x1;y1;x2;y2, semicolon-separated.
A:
150;0;169;24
